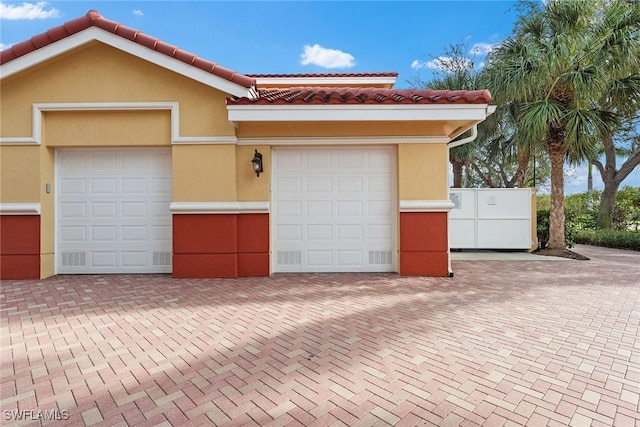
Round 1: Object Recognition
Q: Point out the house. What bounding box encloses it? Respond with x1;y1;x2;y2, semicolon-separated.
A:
0;10;495;280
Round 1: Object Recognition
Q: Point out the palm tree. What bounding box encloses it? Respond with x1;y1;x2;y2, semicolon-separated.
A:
485;0;640;249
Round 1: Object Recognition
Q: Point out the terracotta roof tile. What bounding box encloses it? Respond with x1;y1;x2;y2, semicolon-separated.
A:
0;10;255;89
247;72;398;78
228;87;492;105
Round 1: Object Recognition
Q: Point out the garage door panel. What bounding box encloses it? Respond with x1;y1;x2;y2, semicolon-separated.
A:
307;177;332;192
337;201;363;216
337;176;363;192
92;202;117;217
276;224;302;240
306;201;331;216
122;178;147;193
61;226;86;242
307;250;332;266
337;250;362;266
307;152;332;168
337;152;362;168
337;224;363;240
152;177;172;194
57;148;172;273
59;179;86;195
307;224;332;240
122;202;147;218
121;251;147;267
91;226;117;242
60;203;86;218
92;251;117;267
273;147;396;273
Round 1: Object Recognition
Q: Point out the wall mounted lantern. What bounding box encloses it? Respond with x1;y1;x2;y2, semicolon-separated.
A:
251;149;263;177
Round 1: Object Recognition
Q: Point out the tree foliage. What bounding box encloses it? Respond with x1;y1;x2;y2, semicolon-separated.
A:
484;0;640;248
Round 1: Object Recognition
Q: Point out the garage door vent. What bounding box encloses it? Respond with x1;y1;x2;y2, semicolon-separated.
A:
153;252;172;266
61;252;86;267
369;251;392;265
277;251;301;266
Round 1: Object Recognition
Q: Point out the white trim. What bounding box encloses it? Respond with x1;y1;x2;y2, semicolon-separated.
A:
237;135;449;146
254;76;397;87
0;28;253;99
227;103;491;122
170;201;269;214
0;203;41;215
399;200;455;213
0;102;237;146
173;136;238;145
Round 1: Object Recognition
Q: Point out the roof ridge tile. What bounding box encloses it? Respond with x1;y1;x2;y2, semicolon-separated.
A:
0;9;256;90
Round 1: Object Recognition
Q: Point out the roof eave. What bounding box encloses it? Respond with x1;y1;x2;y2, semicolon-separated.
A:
227;103;493;122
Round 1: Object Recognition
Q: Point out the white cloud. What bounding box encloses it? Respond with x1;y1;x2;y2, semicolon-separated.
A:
411;56;472;71
133;9;143;16
0;2;60;20
0;42;8;50
470;42;496;56
300;44;355;69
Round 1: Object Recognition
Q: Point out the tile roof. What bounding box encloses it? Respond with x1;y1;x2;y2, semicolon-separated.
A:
246;72;398;78
228;87;492;105
0;10;255;89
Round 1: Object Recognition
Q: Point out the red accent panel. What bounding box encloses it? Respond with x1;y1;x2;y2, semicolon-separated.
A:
173;254;238;278
173;214;238;254
0;215;40;279
399;212;449;277
238;253;269;277
399;212;448;252
400;251;449;277
172;213;270;278
237;214;269;253
0;255;40;280
0;215;40;254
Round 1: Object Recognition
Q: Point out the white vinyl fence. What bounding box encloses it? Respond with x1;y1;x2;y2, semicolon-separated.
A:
449;188;536;250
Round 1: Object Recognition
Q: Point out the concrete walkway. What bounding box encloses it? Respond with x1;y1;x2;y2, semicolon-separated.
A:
1;245;638;426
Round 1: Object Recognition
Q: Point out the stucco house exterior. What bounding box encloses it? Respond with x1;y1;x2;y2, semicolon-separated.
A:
0;10;495;280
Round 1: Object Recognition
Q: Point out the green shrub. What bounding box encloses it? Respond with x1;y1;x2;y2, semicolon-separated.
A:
537;209;576;248
574;229;640;250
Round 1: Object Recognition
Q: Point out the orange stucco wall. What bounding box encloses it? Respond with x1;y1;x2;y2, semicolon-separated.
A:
1;39;459;279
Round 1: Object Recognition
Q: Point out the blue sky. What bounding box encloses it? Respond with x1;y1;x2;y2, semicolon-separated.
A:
0;1;520;85
1;1;638;193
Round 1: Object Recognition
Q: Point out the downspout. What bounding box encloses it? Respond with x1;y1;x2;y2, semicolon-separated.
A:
445;105;495;277
445;125;479;277
447;124;478;150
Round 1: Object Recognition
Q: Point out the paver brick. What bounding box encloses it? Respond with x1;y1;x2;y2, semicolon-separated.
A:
1;244;638;425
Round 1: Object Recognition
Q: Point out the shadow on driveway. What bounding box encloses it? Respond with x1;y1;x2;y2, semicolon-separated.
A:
1;245;638;426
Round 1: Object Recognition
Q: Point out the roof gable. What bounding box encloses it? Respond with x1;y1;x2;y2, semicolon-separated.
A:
0;10;256;98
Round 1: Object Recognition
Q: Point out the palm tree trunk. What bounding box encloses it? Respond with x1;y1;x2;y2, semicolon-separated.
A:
516;150;530;188
547;141;566;249
452;160;464;188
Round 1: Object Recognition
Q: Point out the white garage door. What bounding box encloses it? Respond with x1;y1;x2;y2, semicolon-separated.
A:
272;146;397;273
57;148;172;274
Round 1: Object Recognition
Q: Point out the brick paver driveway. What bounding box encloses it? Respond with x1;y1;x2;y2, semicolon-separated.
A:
1;245;638;426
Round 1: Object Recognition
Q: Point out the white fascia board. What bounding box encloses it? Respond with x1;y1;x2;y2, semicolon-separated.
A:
0;28;253;99
0;203;41;215
227;103;491;122
399;200;455;212
238;135;449;145
170;202;269;214
254;76;397;87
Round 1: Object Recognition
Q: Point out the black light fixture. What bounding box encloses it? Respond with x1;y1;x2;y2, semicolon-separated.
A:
251;149;263;177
